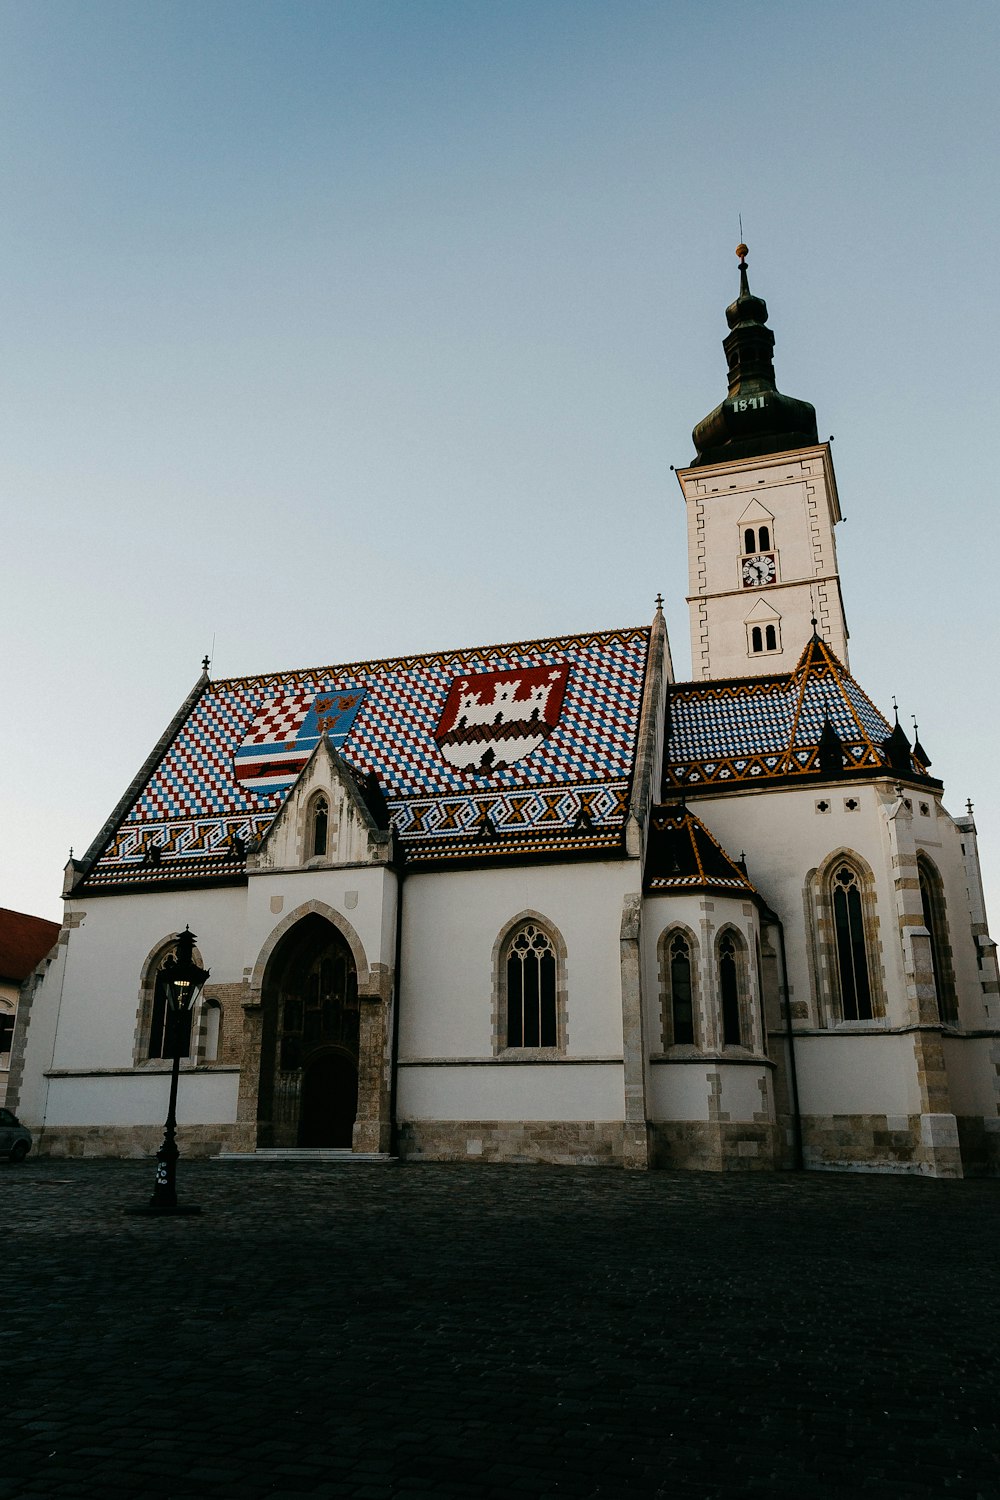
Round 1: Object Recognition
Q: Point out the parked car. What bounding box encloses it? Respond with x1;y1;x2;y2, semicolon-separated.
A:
0;1106;32;1163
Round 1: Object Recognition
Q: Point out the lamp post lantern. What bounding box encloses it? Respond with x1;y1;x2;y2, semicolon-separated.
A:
129;926;209;1216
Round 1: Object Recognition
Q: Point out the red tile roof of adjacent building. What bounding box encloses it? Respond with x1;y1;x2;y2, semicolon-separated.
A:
0;908;60;983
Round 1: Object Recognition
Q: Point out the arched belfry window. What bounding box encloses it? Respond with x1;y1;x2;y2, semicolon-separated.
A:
718;932;744;1046
661;928;698;1047
751;626;763;654
918;855;957;1023
832;864;874;1020
742;524;772;554
310;795;329;859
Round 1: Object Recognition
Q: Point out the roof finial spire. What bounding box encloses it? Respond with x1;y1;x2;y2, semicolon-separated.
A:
654;592;664;613
736;238;750;297
201;654;211;674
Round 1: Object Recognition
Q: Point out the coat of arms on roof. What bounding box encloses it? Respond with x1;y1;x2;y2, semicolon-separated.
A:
234;687;367;794
434;664;570;774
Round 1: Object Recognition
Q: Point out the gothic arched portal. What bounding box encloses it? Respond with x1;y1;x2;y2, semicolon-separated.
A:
257;914;360;1148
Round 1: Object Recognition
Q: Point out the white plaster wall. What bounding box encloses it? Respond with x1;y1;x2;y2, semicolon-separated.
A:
398;1063;623;1121
794;1033;919;1115
719;1064;770;1121
47;887;247;1072
243;865;398;982
941;1037;1000;1116
690;783;911;1028
399;862;637;1062
12;937;70;1124
42;1069;240;1127
648;1064;712;1121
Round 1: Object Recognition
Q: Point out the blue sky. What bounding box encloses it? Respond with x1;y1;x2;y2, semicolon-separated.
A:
3;0;999;920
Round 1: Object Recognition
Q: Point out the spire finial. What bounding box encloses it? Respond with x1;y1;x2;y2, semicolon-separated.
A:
967;798;975;816
736;240;750;296
201;655;211;674
654;592;664;613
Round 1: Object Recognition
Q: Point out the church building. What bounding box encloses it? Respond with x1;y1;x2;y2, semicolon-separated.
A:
11;249;1000;1176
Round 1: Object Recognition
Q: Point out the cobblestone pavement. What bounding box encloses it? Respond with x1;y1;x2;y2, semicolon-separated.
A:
2;1159;999;1500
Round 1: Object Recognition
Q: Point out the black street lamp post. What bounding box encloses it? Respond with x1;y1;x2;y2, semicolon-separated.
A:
128;926;209;1217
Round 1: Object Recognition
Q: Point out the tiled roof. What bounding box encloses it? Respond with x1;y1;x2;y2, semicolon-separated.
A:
664;634;930;791
82;626;651;889
0;908;60;983
644;807;757;896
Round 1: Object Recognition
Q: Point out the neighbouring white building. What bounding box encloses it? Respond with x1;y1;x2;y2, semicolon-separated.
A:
10;250;999;1176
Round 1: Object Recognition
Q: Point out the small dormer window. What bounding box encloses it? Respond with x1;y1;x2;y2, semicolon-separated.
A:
311;796;329;858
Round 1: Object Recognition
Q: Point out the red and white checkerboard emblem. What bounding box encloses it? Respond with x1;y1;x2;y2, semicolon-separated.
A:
434;664;570;773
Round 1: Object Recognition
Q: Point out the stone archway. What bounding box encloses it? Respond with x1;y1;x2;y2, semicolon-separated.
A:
236;900;395;1156
256;914;360;1149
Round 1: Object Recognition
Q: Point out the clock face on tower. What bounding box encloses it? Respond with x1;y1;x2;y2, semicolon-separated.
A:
741;553;777;587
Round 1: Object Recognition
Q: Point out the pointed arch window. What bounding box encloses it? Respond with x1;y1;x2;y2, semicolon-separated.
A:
310;796;329;859
148;952;194;1060
505;923;558;1047
832;864;874;1020
661;929;698;1047
719;932;744;1046
918;855;957;1023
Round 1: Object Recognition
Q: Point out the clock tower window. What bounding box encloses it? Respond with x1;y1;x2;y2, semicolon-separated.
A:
742;525;771;555
747;614;781;656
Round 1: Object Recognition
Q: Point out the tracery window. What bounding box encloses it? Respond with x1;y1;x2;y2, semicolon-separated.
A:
918;855;957;1023
661;929;698;1047
504;922;558;1048
831;864;874;1020
718;932;744;1046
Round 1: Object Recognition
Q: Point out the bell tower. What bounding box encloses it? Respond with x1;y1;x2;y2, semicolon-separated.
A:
676;247;849;680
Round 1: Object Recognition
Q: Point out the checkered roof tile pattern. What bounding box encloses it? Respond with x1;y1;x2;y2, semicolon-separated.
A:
664;636;899;787
91;627;650;877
